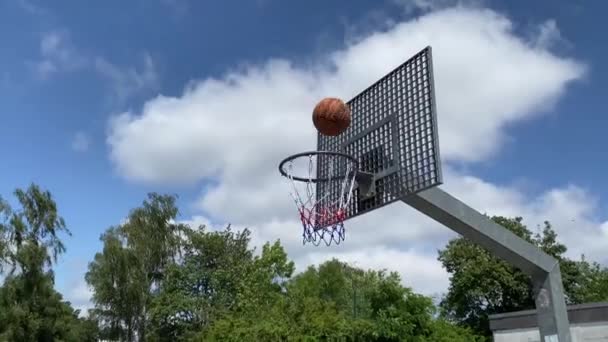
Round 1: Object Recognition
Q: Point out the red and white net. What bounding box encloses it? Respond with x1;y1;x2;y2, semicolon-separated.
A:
284;153;357;246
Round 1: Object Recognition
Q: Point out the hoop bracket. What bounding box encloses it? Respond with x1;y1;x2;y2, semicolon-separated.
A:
355;171;376;200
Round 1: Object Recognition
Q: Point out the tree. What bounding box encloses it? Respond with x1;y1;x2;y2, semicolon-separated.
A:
85;192;484;341
437;216;585;337
427;319;486;342
204;258;483;341
570;255;608;303
0;184;96;341
86;228;144;341
147;226;253;340
86;193;186;341
0;269;98;341
0;196;10;270
0;184;71;273
147;228;295;341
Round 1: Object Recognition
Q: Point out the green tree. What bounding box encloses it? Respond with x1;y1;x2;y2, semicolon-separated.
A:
0;269;98;341
437;216;584;338
570;255;608;303
86;228;144;341
147;226;253;340
205;258;482;341
148;227;295;341
0;196;10;270
0;184;96;341
426;319;485;342
0;184;70;272
86;193;186;341
85;192;484;341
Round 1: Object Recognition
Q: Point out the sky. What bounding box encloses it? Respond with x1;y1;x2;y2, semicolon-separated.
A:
1;0;607;313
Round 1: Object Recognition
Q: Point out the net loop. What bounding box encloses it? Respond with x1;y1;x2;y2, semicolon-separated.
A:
281;151;357;246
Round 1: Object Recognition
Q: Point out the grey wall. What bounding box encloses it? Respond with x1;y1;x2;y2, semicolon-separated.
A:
490;302;608;342
493;322;608;342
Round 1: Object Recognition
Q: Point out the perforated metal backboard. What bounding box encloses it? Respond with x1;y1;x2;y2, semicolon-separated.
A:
317;46;443;220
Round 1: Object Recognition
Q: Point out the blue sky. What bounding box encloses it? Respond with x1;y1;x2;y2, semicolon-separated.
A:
1;0;607;311
474;1;607;192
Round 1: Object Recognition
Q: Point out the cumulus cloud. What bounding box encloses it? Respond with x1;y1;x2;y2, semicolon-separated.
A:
67;280;93;316
105;7;595;294
533;19;567;51
393;0;486;14
108;6;585;207
243;167;608;295
303;247;450;296
59;260;94;317
442;170;608;264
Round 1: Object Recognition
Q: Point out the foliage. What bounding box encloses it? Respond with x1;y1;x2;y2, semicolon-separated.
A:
0;184;97;341
0;264;98;341
0;184;71;273
426;319;485;342
86;228;145;341
570;255;608;303
82;191;482;341
437;216;606;338
203;259;482;341
86;193;186;341
147;226;259;339
5;185;607;341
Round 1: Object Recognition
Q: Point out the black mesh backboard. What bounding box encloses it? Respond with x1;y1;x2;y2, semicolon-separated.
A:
317;46;442;220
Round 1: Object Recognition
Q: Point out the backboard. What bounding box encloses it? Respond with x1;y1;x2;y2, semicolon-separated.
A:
316;46;443;220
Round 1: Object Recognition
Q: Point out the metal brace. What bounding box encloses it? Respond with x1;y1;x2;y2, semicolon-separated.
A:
355;171;376;200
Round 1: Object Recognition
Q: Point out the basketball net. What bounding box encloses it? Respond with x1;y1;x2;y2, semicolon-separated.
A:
284;153;357;246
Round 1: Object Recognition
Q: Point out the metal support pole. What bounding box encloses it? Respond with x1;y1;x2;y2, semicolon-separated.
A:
402;187;571;341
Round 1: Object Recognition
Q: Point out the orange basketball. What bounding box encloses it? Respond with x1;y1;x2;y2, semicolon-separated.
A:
312;97;351;136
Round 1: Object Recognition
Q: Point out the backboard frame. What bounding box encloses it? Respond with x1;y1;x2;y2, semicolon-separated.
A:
316;46;443;221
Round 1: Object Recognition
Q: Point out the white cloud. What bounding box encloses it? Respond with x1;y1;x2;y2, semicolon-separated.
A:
243;167;608;294
29;30;158;103
59;261;94;317
30;31;87;80
108;6;585;204
303;247;450;296
67;280;93;316
442;170;608;264
393;0;486;14
71;131;91;152
70;280;93;302
105;7;597;294
533;19;564;50
95;53;159;103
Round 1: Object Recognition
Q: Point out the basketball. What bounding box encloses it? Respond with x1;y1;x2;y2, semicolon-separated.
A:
312;97;351;136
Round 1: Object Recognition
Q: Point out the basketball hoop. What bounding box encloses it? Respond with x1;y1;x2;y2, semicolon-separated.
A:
278;151;358;246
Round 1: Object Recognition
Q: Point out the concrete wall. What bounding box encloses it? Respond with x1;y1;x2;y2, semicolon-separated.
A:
493;322;608;342
490;302;608;342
